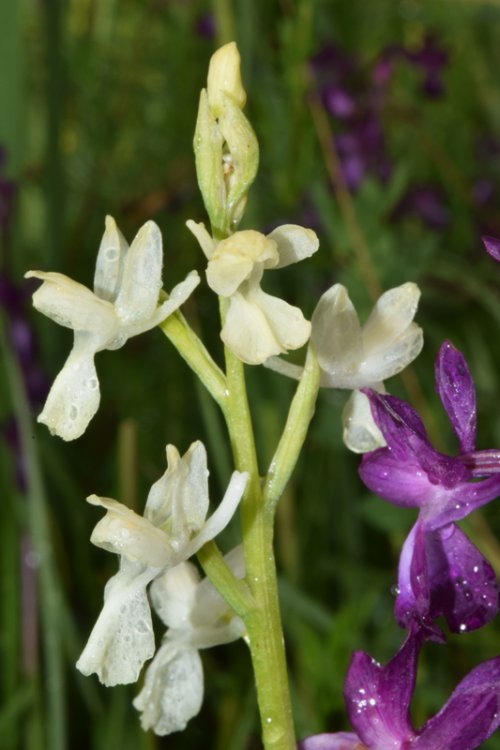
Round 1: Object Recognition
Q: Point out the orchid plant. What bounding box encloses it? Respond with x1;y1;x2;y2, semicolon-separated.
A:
25;41;500;750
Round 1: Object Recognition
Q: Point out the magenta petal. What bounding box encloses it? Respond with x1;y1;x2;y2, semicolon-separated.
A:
344;630;423;749
482;235;500;262
435;341;477;453
425;524;498;633
298;732;362;750
363;391;469;489
395;522;431;629
360;450;432;508
395;522;497;634
413;657;500;750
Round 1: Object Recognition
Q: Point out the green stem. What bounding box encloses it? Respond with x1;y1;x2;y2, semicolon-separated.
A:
197;541;255;618
263;345;320;513
222;339;296;750
159;309;227;406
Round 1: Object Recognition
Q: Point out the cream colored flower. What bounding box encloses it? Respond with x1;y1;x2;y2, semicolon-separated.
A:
76;441;247;686
26;217;200;440
267;282;423;452
187;220;319;364
134;547;246;735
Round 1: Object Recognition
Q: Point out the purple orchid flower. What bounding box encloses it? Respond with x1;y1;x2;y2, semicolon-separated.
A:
359;340;500;634
299;628;500;750
482;235;500;262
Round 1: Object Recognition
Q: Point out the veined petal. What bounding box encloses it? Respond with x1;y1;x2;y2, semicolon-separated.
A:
88;495;174;568
144;442;210;544
76;558;156;686
359;448;432;507
26;271;117;334
184;470;248;556
361;282;420;356
298;732;363;750
221;291;286;364
435;341;477;453
413;657;500;750
93;215;128;302
133;643;203;736
311;285;363;382
38;333;102;441
207;231;278;296
344;629;423;750
357;322;423;384
268;224;319;268
251;287;311;351
425;524;498;633
114;221;163;325
342;389;386;454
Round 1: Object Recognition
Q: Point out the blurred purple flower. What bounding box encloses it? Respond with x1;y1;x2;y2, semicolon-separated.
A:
299;628;500;750
393;184;450;230
195;12;215;40
359;341;500;634
406;34;449;98
482;235;500;262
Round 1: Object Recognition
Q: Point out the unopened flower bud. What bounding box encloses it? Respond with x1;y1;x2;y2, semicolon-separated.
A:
194;42;258;238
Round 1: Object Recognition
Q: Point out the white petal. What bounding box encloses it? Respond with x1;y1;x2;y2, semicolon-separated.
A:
76;559;156;686
221;291;283;363
311;284;363;381
267;224;319;269
133;644;203;736
251;287;311;351
185;220;216;260
342;389;386;453
144;442;210;546
361;282;421;355
38;333;102;440
93;216;128;302
114;221;163;325
185;470;248;556
126;271;201;337
150;562;201;629
357;323;423;384
206;231;277;296
87;495;174;568
26;271;117;335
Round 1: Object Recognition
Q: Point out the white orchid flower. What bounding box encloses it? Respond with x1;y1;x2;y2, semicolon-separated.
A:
187;220;319;365
26;216;200;440
76;441;248;686
267;282;423;452
134;547;246;735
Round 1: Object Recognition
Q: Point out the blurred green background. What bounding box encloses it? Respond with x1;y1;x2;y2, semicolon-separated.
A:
1;0;500;748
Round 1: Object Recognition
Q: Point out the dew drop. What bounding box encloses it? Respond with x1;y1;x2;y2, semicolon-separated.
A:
459;623;467;632
390;584;400;596
69;404;79;421
87;377;98;390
